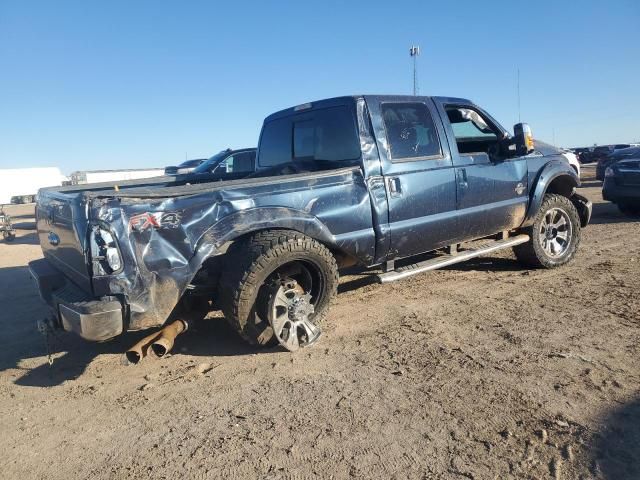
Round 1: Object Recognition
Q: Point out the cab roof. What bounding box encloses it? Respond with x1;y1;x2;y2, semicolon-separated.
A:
263;95;474;123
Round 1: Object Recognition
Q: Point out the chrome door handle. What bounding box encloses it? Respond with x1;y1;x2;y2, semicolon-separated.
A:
457;169;468;189
387;177;402;197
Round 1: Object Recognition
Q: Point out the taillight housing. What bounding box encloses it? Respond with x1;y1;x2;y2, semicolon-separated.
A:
90;225;122;275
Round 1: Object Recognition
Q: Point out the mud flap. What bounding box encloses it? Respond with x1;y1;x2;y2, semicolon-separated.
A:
571;193;592;227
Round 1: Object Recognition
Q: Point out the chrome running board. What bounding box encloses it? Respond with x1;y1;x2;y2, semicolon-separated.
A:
376;234;530;284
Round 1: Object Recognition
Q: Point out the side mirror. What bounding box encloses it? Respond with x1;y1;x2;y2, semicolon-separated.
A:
513;123;534;156
211;161;227;175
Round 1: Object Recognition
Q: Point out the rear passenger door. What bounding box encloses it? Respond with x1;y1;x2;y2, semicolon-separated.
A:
366;96;460;259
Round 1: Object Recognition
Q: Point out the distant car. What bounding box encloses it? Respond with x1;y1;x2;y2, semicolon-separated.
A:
602;154;640;216
596;145;636;180
534;140;580;177
192;148;256;178
571;147;593;164
164;158;207;175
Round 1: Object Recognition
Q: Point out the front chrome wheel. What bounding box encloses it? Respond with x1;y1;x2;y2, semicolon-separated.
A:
539;207;572;257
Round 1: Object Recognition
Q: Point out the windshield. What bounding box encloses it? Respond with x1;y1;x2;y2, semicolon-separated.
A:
193;151;230;173
178;159;204;168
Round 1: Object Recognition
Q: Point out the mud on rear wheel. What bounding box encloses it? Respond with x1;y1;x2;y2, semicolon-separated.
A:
514;194;581;268
219;230;339;349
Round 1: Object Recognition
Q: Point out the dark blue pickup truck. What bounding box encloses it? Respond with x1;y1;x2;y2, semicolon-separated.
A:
30;95;591;352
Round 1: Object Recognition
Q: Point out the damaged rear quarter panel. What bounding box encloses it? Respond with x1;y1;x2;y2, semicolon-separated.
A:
90;168;375;330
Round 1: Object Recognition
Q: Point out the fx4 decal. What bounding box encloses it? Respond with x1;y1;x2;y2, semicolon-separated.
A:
129;212;181;232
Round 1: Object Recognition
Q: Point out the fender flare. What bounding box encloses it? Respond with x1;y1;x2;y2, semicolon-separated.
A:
202;206;335;248
521;159;580;227
188;206;371;272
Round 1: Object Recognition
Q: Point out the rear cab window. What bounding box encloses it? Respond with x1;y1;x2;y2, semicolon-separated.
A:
258;105;361;169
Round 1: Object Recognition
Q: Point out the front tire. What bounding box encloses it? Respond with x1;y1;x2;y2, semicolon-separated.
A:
514;194;581;268
219;230;339;348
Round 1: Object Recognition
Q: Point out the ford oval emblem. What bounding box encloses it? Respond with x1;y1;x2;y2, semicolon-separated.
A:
48;231;60;246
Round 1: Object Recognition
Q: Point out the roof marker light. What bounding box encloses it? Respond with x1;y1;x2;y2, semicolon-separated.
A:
294;102;312;111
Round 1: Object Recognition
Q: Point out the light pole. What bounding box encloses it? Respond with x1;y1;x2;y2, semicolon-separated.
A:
410;45;420;95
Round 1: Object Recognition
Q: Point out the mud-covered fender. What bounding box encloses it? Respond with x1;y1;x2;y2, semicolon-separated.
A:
521;159;580;228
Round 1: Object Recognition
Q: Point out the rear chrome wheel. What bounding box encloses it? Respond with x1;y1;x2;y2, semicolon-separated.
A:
220;230;338;349
268;273;322;351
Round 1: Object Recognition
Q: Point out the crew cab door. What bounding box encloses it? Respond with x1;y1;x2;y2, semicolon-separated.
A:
365;96;459;258
434;101;528;240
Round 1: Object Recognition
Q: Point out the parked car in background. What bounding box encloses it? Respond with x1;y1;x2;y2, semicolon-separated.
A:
534;140;580;177
592;146;616;170
572;147;593;164
164;158;207;175
603;153;640;216
192;148;256;178
562;150;581;178
596;145;636;180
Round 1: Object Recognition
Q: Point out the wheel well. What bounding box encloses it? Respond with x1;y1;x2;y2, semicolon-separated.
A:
183;227;355;312
545;174;576;198
225;227;358;269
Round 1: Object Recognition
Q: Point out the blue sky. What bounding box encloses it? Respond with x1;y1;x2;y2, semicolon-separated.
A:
1;0;638;174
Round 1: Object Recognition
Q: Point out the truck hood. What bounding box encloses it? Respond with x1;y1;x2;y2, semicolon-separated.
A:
533;140;563;157
616;158;640;170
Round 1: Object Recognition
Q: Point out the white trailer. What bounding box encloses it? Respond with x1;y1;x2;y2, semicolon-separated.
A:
69;168;164;185
0;167;67;204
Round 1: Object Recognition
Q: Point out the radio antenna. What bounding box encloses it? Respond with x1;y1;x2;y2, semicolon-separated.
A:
517;68;521;123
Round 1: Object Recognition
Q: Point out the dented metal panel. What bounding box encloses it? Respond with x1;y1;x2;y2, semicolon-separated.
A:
89;166;376;330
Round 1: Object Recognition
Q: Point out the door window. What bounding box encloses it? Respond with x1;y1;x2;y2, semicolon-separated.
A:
227;151;255;173
381;102;442;161
445;106;502;161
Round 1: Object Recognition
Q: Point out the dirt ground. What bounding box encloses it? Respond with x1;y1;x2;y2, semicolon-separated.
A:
1;165;638;480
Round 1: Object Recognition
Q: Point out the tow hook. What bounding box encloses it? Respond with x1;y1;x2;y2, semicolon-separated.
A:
37;316;58;367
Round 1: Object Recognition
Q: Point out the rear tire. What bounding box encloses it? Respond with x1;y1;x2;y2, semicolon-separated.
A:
219;230;339;346
514;194;581;268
